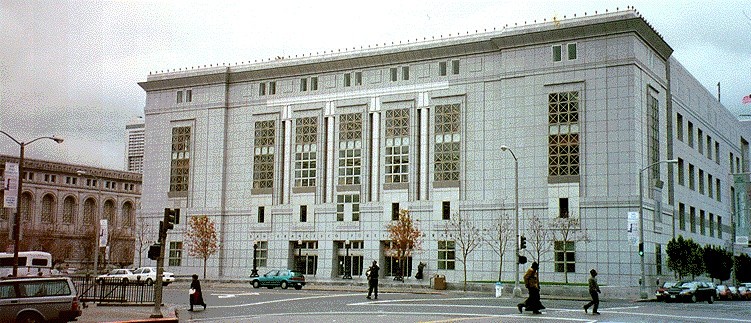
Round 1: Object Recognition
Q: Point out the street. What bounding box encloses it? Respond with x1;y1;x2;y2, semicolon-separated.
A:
154;285;751;323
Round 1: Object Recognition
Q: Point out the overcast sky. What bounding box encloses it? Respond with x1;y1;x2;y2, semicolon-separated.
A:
1;0;749;170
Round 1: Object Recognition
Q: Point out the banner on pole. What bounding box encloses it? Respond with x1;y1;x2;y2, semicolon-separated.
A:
3;162;19;208
99;219;108;247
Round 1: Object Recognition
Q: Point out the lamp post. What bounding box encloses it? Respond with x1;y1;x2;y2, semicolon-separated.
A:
639;159;678;299
250;241;259;277
0;131;63;277
500;145;521;297
77;170;103;275
343;240;352;279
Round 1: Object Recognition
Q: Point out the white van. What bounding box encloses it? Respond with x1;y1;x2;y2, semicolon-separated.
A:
0;251;53;277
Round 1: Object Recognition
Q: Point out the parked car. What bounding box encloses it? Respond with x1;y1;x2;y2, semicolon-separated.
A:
0;276;82;322
738;285;751;300
717;285;733;300
132;267;175;286
656;281;678;301
665;281;716;303
728;286;741;300
250;269;306;290
96;268;136;284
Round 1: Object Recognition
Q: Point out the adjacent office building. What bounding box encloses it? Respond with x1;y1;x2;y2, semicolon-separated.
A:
137;9;750;287
126;116;145;174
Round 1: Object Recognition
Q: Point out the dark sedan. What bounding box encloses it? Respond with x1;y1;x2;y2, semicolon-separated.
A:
665;281;716;303
250;269;306;290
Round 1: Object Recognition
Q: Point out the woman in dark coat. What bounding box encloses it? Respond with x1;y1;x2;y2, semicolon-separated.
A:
189;274;206;311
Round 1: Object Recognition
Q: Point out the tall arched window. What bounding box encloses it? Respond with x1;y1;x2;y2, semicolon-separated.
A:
41;194;55;223
20;192;33;222
104;200;115;225
63;196;77;224
83;198;96;224
121;201;133;227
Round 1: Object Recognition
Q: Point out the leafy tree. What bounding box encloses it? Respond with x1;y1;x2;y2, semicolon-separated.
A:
186;215;219;279
481;213;513;282
667;236;704;280
703;245;732;283
443;211;482;291
385;209;422;281
735;253;751;283
549;217;589;283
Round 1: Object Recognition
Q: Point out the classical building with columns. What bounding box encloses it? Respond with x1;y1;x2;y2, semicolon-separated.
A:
0;155;142;269
137;9;749;288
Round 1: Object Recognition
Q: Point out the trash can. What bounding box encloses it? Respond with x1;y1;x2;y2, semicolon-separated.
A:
434;275;446;290
495;282;503;297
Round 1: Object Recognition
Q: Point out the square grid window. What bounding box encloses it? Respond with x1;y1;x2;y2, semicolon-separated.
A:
548;92;580;179
338;113;362;185
168;241;183;266
170;126;191;193
253;120;275;189
437;240;455;270
336;194;360;221
254;241;268;268
385;109;409;184
434;104;460;182
554;240;575;273
294;117;318;187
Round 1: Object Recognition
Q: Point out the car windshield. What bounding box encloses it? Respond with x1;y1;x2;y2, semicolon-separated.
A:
680;282;696;289
663;282;677;288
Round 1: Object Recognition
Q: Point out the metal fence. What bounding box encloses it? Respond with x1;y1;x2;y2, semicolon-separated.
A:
71;275;154;305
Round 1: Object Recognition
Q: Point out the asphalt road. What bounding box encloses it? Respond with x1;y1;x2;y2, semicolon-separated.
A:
160;285;751;323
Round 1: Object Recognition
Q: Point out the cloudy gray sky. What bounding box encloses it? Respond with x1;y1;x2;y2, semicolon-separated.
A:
1;0;750;170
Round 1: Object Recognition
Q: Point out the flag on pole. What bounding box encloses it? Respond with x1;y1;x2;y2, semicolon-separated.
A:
743;94;751;105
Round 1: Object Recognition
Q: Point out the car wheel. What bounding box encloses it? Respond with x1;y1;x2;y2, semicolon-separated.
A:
252;280;261;288
294;285;303;290
690;294;697;303
17;312;45;323
708;295;714;304
146;278;154;286
281;281;289;289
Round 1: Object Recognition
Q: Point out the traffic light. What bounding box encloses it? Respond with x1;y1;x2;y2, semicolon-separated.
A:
638;242;644;257
519;235;527;250
518;255;528;264
148;244;161;260
163;208;179;231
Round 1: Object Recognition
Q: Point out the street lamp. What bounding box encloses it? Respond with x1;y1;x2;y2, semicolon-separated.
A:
500;145;521;297
0;131;63;277
77;170;103;275
343;240;352;279
250;241;259;277
639;159;678;299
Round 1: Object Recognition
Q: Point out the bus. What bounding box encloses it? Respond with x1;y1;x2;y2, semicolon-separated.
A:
0;251;53;277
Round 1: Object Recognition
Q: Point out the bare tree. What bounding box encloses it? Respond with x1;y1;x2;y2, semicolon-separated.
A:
550;216;589;283
444;211;482;291
134;220;151;267
481;213;513;282
186;215;219;279
385;209;422;281
525;214;553;265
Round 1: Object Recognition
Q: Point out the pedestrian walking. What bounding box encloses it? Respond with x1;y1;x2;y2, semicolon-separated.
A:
366;260;380;299
189;274;207;311
583;269;601;315
517;261;545;314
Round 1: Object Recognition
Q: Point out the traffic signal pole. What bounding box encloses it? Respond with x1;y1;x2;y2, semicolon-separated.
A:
151;208;178;318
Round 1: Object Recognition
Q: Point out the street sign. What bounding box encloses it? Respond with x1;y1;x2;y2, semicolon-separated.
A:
627;211;639;246
3;162;19;208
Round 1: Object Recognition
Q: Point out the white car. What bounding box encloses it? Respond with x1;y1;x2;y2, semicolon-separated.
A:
132;267;175;286
96;269;136;284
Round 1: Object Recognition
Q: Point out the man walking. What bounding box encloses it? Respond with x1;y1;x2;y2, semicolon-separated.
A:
583;268;601;315
366;260;380;299
517;262;544;314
